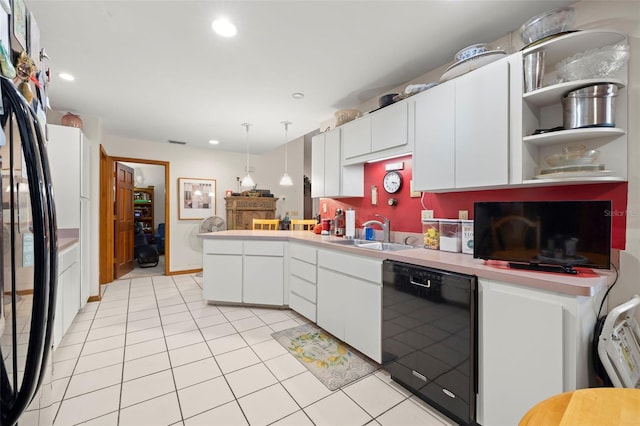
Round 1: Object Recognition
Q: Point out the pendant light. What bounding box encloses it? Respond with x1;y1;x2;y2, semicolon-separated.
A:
279;121;293;186
240;123;255;188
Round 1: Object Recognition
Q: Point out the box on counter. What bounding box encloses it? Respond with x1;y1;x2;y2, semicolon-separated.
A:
439;219;462;252
422;220;440;250
461;219;474;254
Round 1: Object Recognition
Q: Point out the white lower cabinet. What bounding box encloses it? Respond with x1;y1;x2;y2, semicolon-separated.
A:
244;241;285;305
478;278;602;426
288;243;317;321
203;239;243;303
317;250;382;363
54;243;80;348
203;239;285;306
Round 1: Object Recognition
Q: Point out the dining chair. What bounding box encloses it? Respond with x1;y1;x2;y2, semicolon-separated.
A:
290;219;318;231
252;218;280;230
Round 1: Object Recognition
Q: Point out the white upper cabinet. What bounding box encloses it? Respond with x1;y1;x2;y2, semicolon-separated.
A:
456;58;509;188
311;133;325;198
413;57;510;192
371;101;409;153
311;128;363;198
341;100;412;165
323;128;341;196
342;116;371;160
413;83;456;190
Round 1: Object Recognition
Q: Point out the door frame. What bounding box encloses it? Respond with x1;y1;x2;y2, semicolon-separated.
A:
99;146;171;284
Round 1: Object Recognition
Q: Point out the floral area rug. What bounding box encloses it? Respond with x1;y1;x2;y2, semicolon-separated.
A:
271;323;378;390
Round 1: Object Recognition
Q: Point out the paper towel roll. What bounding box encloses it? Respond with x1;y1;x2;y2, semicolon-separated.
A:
345;209;355;238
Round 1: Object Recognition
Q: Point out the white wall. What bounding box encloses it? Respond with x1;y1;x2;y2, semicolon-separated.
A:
253;135;305;219
101;134;248;272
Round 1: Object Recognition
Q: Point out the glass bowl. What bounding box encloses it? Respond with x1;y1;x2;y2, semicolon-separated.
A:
556;42;629;82
545;145;600;167
520;7;575;45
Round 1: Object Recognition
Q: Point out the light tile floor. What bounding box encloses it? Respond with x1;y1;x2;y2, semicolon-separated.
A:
43;274;456;425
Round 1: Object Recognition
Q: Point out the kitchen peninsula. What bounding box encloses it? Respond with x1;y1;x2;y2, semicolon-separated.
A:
199;230;613;425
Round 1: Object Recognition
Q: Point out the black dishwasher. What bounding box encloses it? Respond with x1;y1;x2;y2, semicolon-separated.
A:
382;260;477;425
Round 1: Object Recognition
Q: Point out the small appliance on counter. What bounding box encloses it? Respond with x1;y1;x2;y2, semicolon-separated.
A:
345;208;355;239
334;208;345;236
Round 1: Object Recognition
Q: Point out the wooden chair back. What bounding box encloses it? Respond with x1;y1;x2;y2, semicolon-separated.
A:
252;219;280;230
290;219;318;230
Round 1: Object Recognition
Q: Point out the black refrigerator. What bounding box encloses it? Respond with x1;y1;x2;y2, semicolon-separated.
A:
0;76;58;425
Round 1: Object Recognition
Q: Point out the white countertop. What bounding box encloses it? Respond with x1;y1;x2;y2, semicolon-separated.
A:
199;230;614;297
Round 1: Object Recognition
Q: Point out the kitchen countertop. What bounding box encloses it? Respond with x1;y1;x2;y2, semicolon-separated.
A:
199;230;614;297
58;228;79;251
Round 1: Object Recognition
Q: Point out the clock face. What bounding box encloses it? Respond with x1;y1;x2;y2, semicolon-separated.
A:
383;171;403;194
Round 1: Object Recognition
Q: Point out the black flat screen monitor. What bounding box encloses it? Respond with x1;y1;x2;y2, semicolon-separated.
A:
474;201;612;270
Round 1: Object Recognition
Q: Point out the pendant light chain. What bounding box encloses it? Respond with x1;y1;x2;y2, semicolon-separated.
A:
280;121;293;186
241;122;255;187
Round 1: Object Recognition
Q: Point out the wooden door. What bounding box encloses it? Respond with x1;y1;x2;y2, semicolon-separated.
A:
114;162;135;278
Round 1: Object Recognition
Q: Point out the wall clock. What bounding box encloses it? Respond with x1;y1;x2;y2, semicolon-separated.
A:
383;171;403;194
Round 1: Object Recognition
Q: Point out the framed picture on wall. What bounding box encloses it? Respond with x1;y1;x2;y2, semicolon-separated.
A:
178;177;216;220
11;0;27;52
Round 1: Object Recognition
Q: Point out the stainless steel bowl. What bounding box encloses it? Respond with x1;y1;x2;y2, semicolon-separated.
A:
562;83;618;129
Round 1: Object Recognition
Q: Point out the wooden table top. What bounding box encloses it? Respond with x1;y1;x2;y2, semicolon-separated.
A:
519;388;640;426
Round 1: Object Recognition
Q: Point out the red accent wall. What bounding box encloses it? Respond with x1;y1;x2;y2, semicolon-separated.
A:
320;155;628;249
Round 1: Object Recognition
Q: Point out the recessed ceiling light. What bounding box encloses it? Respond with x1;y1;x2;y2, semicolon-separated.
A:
58;73;75;81
212;18;237;37
291;92;304;99
209;139;220;145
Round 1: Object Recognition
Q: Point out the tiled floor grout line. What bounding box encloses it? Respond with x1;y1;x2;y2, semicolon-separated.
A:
158;275;199;425
174;275;256;425
47;274;454;425
51;295;101;425
114;276;133;426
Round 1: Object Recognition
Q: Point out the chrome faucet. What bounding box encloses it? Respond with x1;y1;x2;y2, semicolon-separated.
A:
362;214;391;243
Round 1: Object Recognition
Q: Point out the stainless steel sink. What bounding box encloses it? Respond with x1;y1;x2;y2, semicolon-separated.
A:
328;239;415;251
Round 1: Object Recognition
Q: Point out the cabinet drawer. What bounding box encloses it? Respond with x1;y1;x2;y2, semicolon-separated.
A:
244;241;284;256
204;239;242;255
59;244;79;273
289;275;316;303
290;258;316;284
318;250;382;284
289;292;316;322
289;243;317;264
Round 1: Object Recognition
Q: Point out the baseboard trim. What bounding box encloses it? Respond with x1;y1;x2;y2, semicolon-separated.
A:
167;269;202;276
87;295;101;303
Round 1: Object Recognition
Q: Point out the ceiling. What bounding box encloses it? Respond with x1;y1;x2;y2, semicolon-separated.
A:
28;0;574;154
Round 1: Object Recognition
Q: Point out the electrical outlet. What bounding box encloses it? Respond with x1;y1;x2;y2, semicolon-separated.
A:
459;210;469;220
421;210;434;221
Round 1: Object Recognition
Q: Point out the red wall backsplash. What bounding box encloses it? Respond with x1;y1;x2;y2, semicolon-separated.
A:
320;155;628;249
